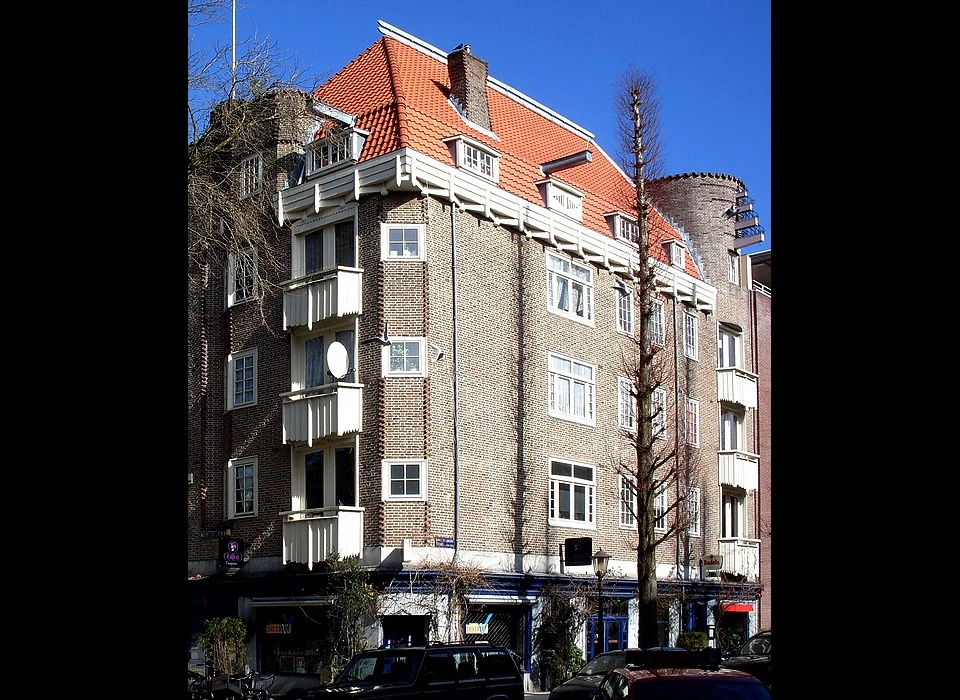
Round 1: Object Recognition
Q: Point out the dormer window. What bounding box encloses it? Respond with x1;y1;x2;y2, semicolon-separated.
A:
443;135;500;182
605;211;639;244
305;127;369;177
665;240;686;268
535;178;584;223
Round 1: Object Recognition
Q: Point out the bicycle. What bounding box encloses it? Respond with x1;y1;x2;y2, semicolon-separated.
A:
228;670;275;700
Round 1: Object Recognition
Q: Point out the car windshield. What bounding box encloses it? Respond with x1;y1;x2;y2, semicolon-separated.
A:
337;652;420;683
737;633;771;656
578;652;625;676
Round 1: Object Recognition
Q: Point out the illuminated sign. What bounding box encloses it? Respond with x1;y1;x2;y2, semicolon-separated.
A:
219;537;245;569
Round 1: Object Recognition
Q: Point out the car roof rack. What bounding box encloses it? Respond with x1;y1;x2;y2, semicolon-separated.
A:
625;648;722;670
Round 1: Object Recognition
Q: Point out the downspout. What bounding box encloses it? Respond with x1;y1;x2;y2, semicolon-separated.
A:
672;296;681;578
451;203;462;558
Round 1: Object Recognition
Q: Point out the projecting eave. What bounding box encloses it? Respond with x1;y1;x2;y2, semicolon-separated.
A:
652;260;716;314
278;146;643;276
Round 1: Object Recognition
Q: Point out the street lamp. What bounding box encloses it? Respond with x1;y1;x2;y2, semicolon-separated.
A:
592;548;611;657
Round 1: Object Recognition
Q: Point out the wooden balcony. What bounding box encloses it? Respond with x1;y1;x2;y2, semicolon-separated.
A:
717;367;758;408
718;451;759;490
281;383;363;446
718;537;760;581
281;506;364;571
283;268;363;331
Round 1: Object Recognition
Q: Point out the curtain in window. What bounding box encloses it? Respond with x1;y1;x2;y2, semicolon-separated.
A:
305;230;323;275
335;221;355;267
556;277;569;311
306;336;325;388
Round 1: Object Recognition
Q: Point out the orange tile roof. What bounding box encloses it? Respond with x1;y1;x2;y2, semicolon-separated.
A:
315;33;697;277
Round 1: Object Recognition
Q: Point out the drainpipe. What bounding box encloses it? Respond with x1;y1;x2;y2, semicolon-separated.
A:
672;295;681;578
451;202;462;558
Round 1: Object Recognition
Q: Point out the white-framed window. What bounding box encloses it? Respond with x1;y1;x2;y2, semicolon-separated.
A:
686;487;701;536
227;248;258;306
720;408;744;451
685;397;699;447
617;289;634;335
547;252;594;324
226;348;257;410
381;223;426;260
652;387;667;438
722;489;746;538
718;325;740;369
240;153;262;198
294;328;357;389
683;312;698;359
298;215;356;278
549;353;596;425
666;240;686;268
618;377;636;431
382;459;427;502
648;298;665;347
620;475;636;528
618;216;639;244
443;135;500;182
383;337;427;377
293;443;357;513
654;483;667;532
227;456;257;518
305;128;369;176
728;252;740;284
549;458;595;527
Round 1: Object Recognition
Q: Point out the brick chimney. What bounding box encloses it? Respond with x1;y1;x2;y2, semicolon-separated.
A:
447;44;491;131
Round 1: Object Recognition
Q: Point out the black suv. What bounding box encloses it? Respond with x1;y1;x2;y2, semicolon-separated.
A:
287;643;524;699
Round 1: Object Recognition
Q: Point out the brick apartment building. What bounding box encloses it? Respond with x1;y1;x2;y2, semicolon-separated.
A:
187;20;771;691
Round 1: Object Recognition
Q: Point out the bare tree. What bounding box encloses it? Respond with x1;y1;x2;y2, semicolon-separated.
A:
612;66;699;649
187;0;323;327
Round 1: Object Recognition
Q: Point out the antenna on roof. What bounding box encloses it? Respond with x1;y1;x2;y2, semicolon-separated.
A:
230;0;236;100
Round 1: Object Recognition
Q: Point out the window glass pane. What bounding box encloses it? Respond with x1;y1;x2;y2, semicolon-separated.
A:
335;447;355;507
335;220;355;267
305;230;323;275
306;336;325;388
306;451;324;510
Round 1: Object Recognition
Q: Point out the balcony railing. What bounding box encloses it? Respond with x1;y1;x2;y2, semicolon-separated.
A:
717;367;758;408
283;267;363;331
281;383;363;445
281;506;364;571
718;537;760;581
718;450;759;490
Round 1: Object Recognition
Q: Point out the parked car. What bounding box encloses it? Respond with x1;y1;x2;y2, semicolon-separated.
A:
591;648;770;700
273;642;524;700
721;629;771;688
548;650;627;700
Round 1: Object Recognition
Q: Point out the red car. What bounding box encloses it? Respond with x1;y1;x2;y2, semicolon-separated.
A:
591;648;770;700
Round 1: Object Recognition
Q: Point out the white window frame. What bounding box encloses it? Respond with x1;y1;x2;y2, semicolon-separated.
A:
546;252;594;325
667;240;686;269
652;387;667;439
443;135;500;183
617;215;639;244
620;475;636;528
618;377;636;431
382;337;427;378
722;489;746;539
648;298;665;347
728;252;740;285
617;289;634;336
227;456;258;518
240;153;262;198
381;223;426;261
227;248;258;307
294;210;357;279
548;458;595;528
548;352;596;426
226;348;257;410
686;487;701;536
718;325;740;369
382;459;427;502
654;483;667;532
720;408;744;451
683;312;698;360
305;128;368;176
685;397;699;447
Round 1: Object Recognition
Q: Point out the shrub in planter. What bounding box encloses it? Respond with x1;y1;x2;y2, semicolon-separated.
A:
675;630;709;650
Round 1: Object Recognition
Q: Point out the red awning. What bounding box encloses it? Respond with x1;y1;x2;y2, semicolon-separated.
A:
724;604;754;613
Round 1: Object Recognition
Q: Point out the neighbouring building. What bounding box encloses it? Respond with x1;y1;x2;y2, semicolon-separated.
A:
187;20;770;691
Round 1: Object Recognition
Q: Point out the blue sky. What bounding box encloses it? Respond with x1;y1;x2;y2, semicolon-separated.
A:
190;0;771;254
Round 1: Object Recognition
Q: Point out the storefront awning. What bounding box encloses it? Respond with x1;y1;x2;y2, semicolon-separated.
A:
724;603;754;613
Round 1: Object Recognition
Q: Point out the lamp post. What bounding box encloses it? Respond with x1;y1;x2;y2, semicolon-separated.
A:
592;548;610;658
